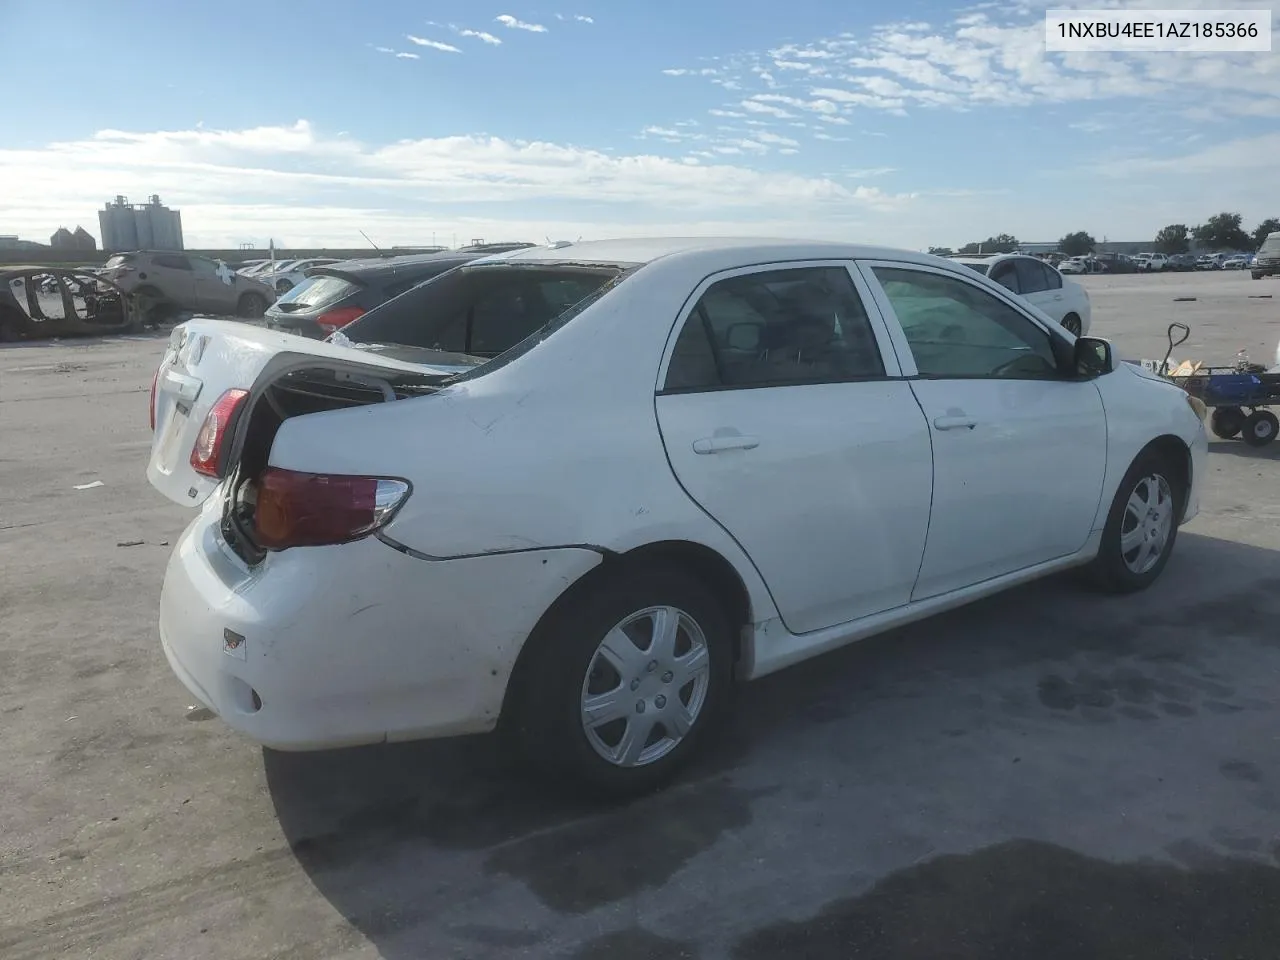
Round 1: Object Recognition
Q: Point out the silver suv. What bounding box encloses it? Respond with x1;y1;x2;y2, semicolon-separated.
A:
100;251;276;318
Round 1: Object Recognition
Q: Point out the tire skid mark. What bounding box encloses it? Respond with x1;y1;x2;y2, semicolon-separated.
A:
0;847;299;959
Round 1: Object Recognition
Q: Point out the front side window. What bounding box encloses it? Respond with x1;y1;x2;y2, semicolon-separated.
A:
871;267;1060;379
152;254;191;271
663;266;885;391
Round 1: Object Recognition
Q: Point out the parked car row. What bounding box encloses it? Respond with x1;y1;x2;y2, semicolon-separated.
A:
949;253;1092;335
146;237;1207;797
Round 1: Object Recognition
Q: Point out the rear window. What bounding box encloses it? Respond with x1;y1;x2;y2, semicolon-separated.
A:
342;263;627;366
959;262;990;276
275;274;361;309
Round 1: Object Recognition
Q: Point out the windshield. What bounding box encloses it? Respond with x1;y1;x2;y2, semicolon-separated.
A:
103;254;134;268
1260;234;1280;257
341;262;628;368
959;262;989;275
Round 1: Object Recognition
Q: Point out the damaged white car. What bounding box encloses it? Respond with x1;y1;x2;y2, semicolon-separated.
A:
148;239;1207;796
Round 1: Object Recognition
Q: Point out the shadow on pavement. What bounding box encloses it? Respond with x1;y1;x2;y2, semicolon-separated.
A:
265;531;1280;958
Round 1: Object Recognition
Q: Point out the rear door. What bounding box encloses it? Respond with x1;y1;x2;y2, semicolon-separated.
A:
192;257;239;314
147;320;464;506
654;262;934;635
1014;257;1066;321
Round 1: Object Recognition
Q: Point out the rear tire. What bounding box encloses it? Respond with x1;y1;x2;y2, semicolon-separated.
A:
509;567;736;799
1085;447;1184;594
1061;313;1082;336
1242;410;1279;447
1209;406;1246;439
237;293;268;319
1253;272;1264;280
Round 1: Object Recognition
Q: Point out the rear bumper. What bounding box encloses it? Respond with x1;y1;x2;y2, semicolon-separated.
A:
158;507;602;750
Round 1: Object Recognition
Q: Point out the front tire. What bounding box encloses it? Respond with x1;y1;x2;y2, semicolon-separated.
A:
1085;448;1184;593
1242;410;1279;447
510;568;736;799
1061;313;1082;336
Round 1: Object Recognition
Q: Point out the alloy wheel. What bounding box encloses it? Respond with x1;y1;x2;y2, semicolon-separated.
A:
579;605;711;768
1119;473;1174;575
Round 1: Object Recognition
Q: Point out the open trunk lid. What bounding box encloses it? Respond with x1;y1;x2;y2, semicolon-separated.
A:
147;318;464;507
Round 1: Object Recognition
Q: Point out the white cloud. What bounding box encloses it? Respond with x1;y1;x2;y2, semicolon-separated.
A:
395;52;420;59
708;109;747;118
755;131;800;147
407;35;462;53
663;67;719;77
741;100;795;119
455;27;502;45
813;132;851;142
575;14;594;23
642;11;1280;120
0;120;918;248
846;167;896;178
495;14;548;33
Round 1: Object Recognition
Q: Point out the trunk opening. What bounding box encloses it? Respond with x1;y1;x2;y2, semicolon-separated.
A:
219;366;438;564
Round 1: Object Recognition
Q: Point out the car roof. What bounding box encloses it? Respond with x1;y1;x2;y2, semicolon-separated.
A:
313;252;481;279
479;237;978;272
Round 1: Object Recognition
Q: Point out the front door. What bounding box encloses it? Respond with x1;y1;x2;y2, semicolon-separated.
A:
148;254;197;310
859;262;1108;600
654;262;934;635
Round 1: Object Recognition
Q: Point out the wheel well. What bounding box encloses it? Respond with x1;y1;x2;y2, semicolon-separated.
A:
498;540;753;728
1145;434;1192;502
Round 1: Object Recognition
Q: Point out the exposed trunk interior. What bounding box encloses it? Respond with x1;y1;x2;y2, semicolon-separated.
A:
220;365;440;564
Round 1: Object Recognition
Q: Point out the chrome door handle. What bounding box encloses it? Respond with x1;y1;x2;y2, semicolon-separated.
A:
692;435;760;454
933;416;977;431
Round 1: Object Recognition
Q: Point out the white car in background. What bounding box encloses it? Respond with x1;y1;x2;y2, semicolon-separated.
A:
147;238;1205;797
259;258;341;295
951;254;1092;336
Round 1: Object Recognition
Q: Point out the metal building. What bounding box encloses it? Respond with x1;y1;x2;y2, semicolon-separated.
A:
98;195;185;252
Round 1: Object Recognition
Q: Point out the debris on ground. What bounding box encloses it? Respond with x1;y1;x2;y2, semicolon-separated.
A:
73;480;104;490
116;539;145;547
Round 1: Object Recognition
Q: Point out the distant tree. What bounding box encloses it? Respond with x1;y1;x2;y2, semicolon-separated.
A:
958;233;1019;255
1153;224;1190;254
1252;217;1280;249
927;246;954;256
1192;212;1251;252
1058;231;1096;257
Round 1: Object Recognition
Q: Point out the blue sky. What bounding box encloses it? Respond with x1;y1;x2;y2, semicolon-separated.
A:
2;0;1278;249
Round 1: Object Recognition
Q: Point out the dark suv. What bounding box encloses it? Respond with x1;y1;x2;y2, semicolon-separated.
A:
264;246;534;339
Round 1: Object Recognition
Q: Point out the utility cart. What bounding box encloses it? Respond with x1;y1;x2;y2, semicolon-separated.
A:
1154;323;1280;447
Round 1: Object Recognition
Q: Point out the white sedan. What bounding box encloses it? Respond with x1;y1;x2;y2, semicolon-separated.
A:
147;238;1206;797
951;254;1092;336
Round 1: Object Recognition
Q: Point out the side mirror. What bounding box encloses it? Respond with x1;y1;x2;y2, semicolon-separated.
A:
1074;335;1113;377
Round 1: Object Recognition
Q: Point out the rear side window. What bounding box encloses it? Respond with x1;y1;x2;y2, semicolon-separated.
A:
342;265;623;359
152;254;192;270
663;266;885;391
276;275;361;309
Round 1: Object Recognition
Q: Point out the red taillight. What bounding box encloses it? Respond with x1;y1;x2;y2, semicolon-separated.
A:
316;306;365;335
149;369;159;431
189;389;249;478
254;468;410;550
